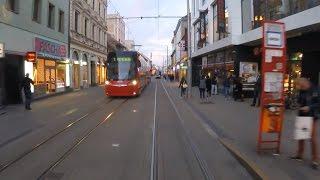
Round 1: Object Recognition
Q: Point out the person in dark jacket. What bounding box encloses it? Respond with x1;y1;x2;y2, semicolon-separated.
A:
223;76;231;99
251;74;261;107
178;76;187;98
205;76;212;98
21;73;34;110
234;77;244;101
199;75;206;101
211;76;218;95
291;78;319;169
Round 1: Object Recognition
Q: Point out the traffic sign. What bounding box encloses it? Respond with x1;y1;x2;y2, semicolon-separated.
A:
0;42;4;58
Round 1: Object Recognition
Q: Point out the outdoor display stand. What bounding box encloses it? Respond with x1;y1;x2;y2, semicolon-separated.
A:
257;22;287;154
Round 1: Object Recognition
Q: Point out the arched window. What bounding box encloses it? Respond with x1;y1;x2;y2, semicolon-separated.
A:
72;51;79;60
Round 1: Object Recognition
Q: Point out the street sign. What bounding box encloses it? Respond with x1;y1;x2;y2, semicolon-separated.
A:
257;21;286;154
0;42;4;58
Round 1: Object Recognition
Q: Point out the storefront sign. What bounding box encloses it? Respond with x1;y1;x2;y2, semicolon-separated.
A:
239;62;259;84
26;52;37;62
257;22;286;154
0;42;4;58
35;37;67;58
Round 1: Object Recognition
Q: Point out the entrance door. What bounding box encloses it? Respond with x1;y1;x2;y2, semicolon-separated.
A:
73;64;80;89
91;61;96;85
45;68;56;92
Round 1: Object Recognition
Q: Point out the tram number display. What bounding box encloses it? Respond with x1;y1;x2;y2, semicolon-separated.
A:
117;57;133;62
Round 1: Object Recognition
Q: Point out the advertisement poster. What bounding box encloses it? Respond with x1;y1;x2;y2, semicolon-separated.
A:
239;62;259;83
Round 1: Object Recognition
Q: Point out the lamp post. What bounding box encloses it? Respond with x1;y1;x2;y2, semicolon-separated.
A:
186;0;192;98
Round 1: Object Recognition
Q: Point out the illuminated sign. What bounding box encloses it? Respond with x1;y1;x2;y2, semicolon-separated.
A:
117;57;132;62
35;37;67;58
0;42;4;58
26;52;37;62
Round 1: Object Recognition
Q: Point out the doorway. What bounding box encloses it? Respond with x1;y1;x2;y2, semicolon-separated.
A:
45;67;56;93
73;64;80;89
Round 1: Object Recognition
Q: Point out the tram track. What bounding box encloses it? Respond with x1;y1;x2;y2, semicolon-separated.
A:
0;98;115;173
159;81;215;180
37;99;129;180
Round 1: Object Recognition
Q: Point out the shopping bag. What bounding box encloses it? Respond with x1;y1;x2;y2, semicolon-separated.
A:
182;83;188;89
294;116;313;140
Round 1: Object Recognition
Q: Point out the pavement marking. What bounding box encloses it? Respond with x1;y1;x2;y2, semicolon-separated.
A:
112;144;120;147
64;108;78;116
150;82;157;180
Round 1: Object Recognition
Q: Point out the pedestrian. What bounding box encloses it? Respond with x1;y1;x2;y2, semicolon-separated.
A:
199;75;206;102
223;76;231;100
211;76;218;95
291;78;319;169
206;75;212;99
178;76;188;98
251;73;261;107
21;73;34;110
234;77;244;102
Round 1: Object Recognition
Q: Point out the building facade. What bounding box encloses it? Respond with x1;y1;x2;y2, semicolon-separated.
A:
171;16;188;81
107;13;126;45
70;0;108;88
191;0;320;94
0;0;70;105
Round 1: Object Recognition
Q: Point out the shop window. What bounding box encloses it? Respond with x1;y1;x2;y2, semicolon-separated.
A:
48;3;55;29
32;0;41;23
56;63;66;89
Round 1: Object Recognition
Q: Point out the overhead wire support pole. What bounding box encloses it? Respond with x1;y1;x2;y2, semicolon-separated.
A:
187;0;192;98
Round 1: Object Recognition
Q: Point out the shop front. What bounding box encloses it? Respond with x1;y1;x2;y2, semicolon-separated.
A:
81;54;89;88
72;51;80;90
31;37;68;97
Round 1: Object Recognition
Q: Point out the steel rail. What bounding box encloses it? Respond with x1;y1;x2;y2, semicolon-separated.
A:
37;99;128;180
0;98;114;173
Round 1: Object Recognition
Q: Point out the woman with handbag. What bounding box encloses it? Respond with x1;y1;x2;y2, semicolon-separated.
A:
178;76;188;98
291;78;319;169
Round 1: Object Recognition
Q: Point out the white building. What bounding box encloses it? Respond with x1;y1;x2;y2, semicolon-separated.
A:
170;16;188;81
70;0;108;88
191;0;320;91
0;0;70;105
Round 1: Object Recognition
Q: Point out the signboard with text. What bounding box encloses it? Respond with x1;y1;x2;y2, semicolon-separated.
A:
35;37;67;58
257;22;286;154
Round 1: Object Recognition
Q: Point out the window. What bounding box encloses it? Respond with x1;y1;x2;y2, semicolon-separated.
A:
32;0;41;22
212;4;219;42
48;3;55;29
58;10;64;33
194;22;200;50
75;10;80;32
92;25;95;40
202;0;206;6
199;11;208;47
104;32;106;45
6;0;19;13
99;28;101;44
92;0;95;10
99;3;101;16
84;18;88;37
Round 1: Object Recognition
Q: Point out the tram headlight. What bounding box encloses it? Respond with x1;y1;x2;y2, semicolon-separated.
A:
105;80;110;85
131;80;138;86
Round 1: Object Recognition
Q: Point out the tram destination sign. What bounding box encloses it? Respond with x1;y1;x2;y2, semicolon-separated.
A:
0;42;4;58
264;23;285;49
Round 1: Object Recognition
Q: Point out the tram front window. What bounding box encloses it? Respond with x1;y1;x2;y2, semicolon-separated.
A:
107;57;136;80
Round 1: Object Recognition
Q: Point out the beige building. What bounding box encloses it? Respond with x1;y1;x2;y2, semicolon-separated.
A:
70;0;108;88
107;13;126;46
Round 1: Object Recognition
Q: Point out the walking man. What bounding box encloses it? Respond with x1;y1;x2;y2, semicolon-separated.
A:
224;76;231;100
211;76;218;95
291;78;319;169
251;74;261;107
206;75;212;99
21;73;34;110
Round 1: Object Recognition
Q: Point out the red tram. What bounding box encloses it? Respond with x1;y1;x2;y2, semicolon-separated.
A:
105;51;152;97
